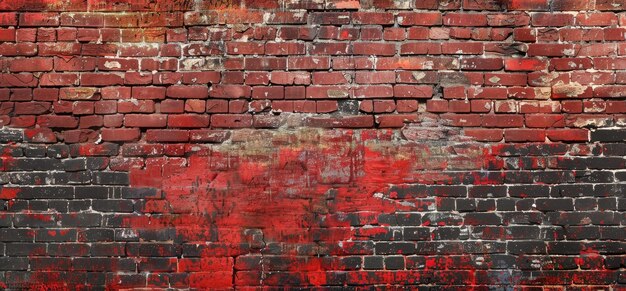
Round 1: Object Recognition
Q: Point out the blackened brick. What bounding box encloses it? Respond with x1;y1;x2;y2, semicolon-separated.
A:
0;129;23;142
384;256;404;270
591;129;626;142
507;241;546;255
92;172;129;185
0;257;28;270
374;242;416;255
92;199;134;212
363;256;383;269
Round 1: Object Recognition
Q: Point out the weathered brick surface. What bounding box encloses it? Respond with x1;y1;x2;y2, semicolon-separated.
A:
0;0;626;289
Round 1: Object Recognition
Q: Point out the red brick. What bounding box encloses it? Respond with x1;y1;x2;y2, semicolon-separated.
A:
576;13;618;26
443;113;482;127
312;72;350;85
383;28;406;41
397;100;419;113
166;86;209;99
485;73;527;86
507;0;550;10
504;129;546;142
464;128;503;141
226;42;265;55
40;73;79;87
80;73;124;86
442;42;483;55
211;114;253;128
354;86;394;98
270;72;310;85
146;129;189;142
14;102;51;115
460;58;503;70
118;100;155;114
487;13;530;27
482;114;524;127
206;100;229;113
125;114;167;128
306;115;374;128
189;130;230;143
525;114;566;128
493;100;515;113
252;86;284;99
352;12;394;25
426;100;449;112
168;114;210;128
407;27;430;40
444;13;488;26
443;87;467;99
294;100;316;113
532;13;574;26
527;44;579;57
95;101;117;114
24;128;57;143
0;12;17;26
353;42;395;56
288;57;330;70
394;85;433;98
184;100;206;113
209;85;251;99
19;13;59;27
101;128;141;142
397;12;442;26
37;115;79;128
306;86;351;99
376;114;419;128
550;58;593;71
72;101;95;115
547;129;589;142
316;101;338;113
355;72;396;84
9;58;53;72
400;42;442;55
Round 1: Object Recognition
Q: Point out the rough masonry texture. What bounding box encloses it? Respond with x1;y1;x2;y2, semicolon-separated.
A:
0;0;625;289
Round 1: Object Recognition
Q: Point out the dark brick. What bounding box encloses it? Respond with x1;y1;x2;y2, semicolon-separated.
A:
47;243;90;256
0;257;28;270
363;256;384;270
92;172;130;185
62;158;86;171
591;129;626;142
507;241;546;254
6;186;74;199
13;158;62;171
5;243;46;256
374;242;416;255
509;185;550;197
35;229;77;242
92;199;134;212
121;187;160;199
404;227;431;240
78;229;114;242
47;144;70;158
22;145;47;157
535;198;574;211
75;186;109;198
0;129;23;142
58;213;101;227
384;256;404;270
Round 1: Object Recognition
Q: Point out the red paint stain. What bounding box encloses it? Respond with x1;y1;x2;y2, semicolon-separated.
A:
119;129;495;288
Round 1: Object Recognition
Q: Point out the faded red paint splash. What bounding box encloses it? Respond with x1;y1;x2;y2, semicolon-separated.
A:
122;129;496;288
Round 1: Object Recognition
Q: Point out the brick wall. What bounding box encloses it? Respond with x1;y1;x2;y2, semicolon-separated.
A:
1;0;625;289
